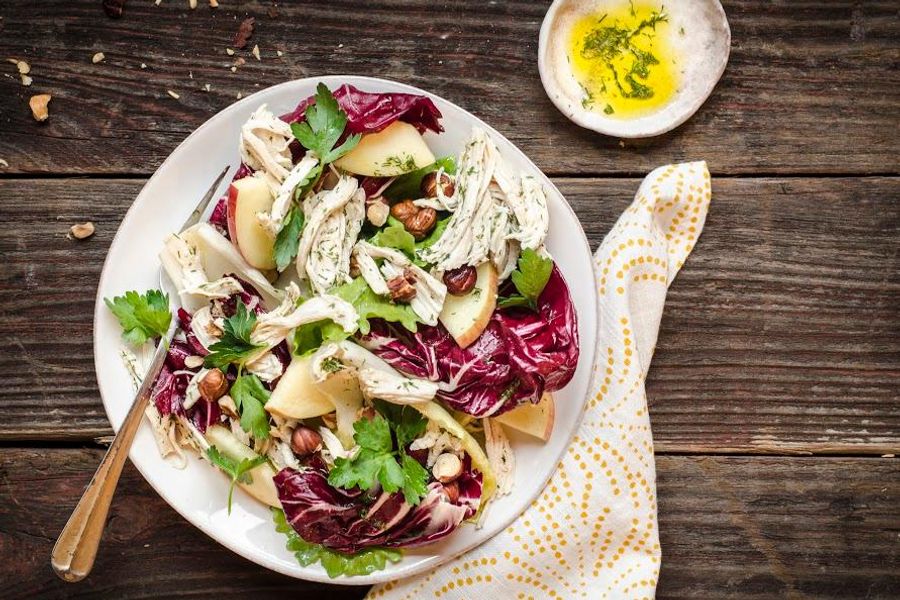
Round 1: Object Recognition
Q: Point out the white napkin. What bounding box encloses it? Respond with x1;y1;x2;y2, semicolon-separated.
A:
369;162;713;599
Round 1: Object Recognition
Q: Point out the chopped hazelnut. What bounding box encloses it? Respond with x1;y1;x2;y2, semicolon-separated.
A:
69;221;95;240
184;355;204;369
366;197;390;227
29;94;51;122
432;453;463;483
387;269;417;303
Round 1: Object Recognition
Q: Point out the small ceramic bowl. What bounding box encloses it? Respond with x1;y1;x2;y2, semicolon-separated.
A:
538;0;731;138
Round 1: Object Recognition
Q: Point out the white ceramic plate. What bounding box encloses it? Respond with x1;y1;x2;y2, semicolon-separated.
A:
93;76;598;585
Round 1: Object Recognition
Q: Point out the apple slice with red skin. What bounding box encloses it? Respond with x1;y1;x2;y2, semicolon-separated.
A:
226;177;277;270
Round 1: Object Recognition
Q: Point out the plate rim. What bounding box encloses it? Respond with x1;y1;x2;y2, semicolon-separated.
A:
92;75;598;585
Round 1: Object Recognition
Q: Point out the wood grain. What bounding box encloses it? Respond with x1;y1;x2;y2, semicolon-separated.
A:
1;448;895;599
1;176;897;453
0;0;897;176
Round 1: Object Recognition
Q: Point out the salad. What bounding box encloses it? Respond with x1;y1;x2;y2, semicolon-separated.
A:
107;83;579;577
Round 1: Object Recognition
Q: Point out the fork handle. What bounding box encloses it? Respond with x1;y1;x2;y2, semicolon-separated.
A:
51;342;166;582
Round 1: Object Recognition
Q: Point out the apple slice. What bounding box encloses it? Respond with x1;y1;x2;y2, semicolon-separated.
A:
439;262;498;349
494;392;555;442
204;424;280;507
335;121;435;177
227;176;276;270
265;356;335;420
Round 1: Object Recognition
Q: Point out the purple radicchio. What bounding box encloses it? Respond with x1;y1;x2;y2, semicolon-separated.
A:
363;265;579;417
281;84;443;135
274;460;482;554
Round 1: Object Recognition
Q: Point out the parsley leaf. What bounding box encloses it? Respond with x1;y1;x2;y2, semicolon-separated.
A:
206;446;267;514
230;373;271;440
204;301;264;368
497;249;553;311
374;400;427;449
328;409;430;505
330;277;419;334
273;207;305;272
369;218;416;258
272;508;401;578
290;83;361;164
105;289;172;346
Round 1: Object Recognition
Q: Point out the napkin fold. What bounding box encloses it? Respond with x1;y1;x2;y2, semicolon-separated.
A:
369;162;712;599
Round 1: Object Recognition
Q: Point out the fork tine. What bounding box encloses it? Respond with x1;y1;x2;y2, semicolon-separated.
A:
182;165;232;233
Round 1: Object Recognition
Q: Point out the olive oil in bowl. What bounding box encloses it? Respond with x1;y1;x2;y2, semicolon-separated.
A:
567;3;676;118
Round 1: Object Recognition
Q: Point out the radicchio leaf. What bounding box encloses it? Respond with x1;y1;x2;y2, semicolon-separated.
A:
281;84;443;135
274;459;481;553
363;265;579;417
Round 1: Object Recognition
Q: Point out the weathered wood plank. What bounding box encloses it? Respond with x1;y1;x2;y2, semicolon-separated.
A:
0;176;897;452
0;449;896;599
0;0;897;176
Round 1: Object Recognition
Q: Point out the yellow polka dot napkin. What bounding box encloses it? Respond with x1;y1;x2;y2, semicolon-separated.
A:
369;162;713;599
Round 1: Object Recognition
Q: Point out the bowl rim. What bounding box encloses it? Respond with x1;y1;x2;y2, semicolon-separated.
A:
92;75;599;585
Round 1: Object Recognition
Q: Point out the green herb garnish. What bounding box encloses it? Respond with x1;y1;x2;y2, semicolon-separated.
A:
230;373;271;440
204;301;265;368
328;407;429;505
273;206;305;272
105;289;172;346
290;83;361;164
206;446;267;514
497;248;553;311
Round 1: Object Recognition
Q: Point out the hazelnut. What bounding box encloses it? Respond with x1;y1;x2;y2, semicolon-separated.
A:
432;453;463;483
443;266;477;296
366;197;390;227
390;199;418;222
290;426;322;456
217;394;239;419
387;269;417;303
357;406;377;421
198;368;228;402
442;481;460;504
390;200;438;240
421;171;455;199
69;222;95;240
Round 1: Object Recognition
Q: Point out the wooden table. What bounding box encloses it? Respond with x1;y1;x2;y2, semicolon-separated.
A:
0;1;897;598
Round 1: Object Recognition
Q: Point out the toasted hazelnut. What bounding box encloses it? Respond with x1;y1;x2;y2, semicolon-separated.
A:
198;368;228;402
405;207;438;240
29;94;51;122
348;254;361;278
290;426;322;456
443;266;477;296
217;394;239;419
442;481;460;504
387;269;417;303
69;222;95;240
432;453;463;483
366;197;390;227
421;171;455;199
390;199;418;222
184;355;204;369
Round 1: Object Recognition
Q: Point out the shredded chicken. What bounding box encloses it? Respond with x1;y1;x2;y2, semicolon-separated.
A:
250;282;358;349
246;351;284;382
296;176;364;293
190;305;224;350
416;128;550;281
352;241;447;326
409;421;464;467
184;276;244;300
239;104;294;192
257;154;320;237
310;341;438;404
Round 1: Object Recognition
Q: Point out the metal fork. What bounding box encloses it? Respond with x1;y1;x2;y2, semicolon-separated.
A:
51;166;231;582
